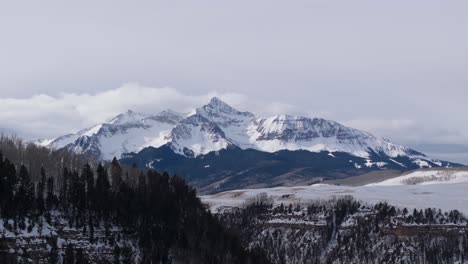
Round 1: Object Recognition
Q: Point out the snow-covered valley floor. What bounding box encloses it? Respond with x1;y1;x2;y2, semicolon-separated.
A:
201;169;468;215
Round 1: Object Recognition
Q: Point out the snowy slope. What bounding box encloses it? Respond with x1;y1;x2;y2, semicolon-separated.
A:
368;169;468;186
38;97;459;169
201;174;468;215
40;110;185;160
161;97;441;167
169;114;232;157
197;97;255;149
246;115;419;159
171;98;425;160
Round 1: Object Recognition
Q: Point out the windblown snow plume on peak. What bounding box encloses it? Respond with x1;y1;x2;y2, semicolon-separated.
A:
38;97;459;170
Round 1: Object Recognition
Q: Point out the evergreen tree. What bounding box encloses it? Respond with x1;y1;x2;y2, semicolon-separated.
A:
48;237;59;264
60;167;70;208
88;214;94;243
0;153;4;213
46;176;58;209
111;157;123;191
36;167;46;213
83;164;95;208
113;245;121;264
69;170;81;208
77;171;87;210
15;165;34;214
95;164;110;212
76;247;90;263
0;155;17;216
137;171;146;193
63;244;75;264
121;247;133;264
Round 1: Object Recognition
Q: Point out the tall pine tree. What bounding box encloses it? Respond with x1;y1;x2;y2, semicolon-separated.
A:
96;164;110;212
15;165;34;214
111;157;123;192
83;164;94;209
46;176;58;209
36;167;46;213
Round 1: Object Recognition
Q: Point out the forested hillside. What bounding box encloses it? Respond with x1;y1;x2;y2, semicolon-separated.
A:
218;196;468;264
2;135;468;264
0;136;268;263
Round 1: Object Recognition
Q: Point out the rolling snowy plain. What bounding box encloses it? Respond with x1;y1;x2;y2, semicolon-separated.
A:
201;169;468;214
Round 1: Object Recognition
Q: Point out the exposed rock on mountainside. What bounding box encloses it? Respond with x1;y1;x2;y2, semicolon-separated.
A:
39;97;457;171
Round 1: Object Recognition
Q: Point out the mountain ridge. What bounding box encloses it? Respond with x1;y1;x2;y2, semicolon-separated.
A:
37;97;458;170
119;145;461;194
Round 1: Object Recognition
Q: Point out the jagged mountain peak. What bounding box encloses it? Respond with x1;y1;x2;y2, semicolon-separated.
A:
208;96;228;107
37;99;458;171
199;97;254;118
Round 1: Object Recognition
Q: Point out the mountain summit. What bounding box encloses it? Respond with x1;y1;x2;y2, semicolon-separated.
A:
205;97;238;113
39;97;454;170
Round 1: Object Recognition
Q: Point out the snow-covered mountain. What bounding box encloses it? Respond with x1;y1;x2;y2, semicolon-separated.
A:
38;97;454;169
38;109;185;160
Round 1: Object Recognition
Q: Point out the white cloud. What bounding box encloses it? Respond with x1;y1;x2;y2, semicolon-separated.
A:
0;83;295;140
0;83;467;164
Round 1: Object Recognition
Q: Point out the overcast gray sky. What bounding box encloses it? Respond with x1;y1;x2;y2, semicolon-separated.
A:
0;0;467;163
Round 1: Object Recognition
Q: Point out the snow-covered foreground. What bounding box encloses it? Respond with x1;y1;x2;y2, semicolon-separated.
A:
201;169;468;215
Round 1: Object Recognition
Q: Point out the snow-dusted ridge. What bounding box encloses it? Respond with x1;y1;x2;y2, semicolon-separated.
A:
38;109;186;160
37;97;457;169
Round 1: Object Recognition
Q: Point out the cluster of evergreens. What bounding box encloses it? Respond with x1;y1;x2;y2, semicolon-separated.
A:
0;136;269;264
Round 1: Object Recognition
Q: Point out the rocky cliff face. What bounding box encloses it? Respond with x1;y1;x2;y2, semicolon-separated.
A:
0;213;141;263
217;197;468;264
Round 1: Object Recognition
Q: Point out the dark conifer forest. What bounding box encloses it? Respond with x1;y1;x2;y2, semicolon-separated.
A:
0;136;268;263
1;135;468;264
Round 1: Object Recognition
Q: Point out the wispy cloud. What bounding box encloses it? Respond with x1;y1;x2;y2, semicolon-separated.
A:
0;83;292;140
342;118;467;146
1;83;467;164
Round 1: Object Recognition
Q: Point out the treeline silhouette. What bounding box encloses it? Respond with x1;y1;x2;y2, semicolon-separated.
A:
0;136;269;263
